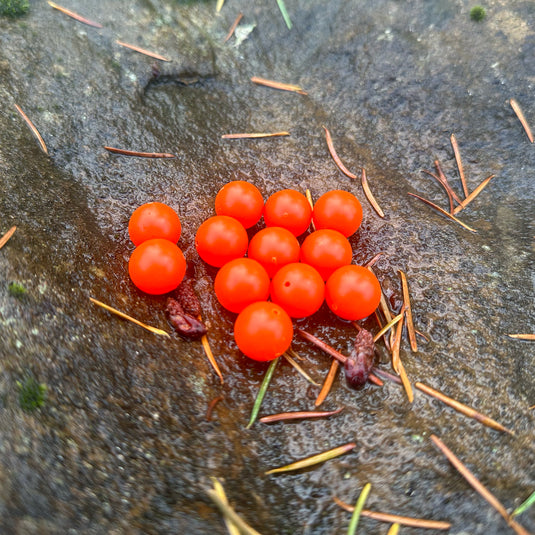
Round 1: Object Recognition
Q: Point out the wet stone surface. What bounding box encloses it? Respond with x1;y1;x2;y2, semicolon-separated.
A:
0;1;534;533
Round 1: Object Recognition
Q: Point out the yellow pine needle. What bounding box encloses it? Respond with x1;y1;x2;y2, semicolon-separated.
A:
207;488;263;535
507;334;535;341
305;189;317;231
398;270;418;352
391;308;405;374
387;524;400;535
265;442;356;475
90;297;170;337
373;312;404;343
0;226;17;251
210;479;240;535
347;483;371;535
510;98;534;143
453;175;495;214
14;104;48;155
283;352;320;386
416;382;514;435
216;0;225;12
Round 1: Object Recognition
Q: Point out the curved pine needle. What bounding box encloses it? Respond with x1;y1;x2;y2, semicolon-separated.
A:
416;382;514;435
347;483;371;535
224;12;243;43
430;435;531;535
259;407;343;424
283;352;320;386
116;40;170;61
510;99;534;143
104;146;175;158
206;395;224;421
0;226;17;251
422;169;455;214
333;497;451;530
246;357;279;429
434;160;464;206
512;491;535;517
398;270;417;352
315;359;339;407
14;104;48;155
90;297;170;337
408;192;477;232
250;76;307;95
361;168;385;217
200;331;224;384
48;1;103;28
322;126;357;179
221;132;290;139
507;334;535;341
450;134;469;198
453;175;495;214
265;442;356;475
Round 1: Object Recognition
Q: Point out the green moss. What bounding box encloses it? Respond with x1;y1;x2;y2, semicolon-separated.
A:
470;6;486;22
8;281;27;298
0;0;29;17
17;377;47;412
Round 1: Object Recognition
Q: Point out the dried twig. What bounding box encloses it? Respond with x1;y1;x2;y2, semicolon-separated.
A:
408;192;477;232
116;40;170;61
510;99;534;143
322;126;357;179
0;226;16;251
224;13;243;43
48;1;103;28
265;442;356;475
104;146;175;158
450;134;469;198
221;132;290;139
453;175;495;214
90;297;170;337
315;359;339;407
361;168;385;217
430;435;532;535
333;497;451;530
399;270;417;352
14;104;48;155
259;408;343;424
250;76;307;95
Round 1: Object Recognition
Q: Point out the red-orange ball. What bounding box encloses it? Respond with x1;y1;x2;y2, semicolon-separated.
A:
263;189;312;236
313;190;363;237
215;180;264;229
128;202;181;246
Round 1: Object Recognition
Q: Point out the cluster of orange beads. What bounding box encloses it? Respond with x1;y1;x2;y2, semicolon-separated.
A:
195;181;381;362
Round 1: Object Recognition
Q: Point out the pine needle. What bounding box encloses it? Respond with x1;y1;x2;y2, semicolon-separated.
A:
430;435;532;535
397;358;414;403
221;132;290;139
373;312;404;343
48;1;102;28
210;478;241;535
322;126;358;179
387;524;400;535
104;146;175;158
265;442;356;475
315;359;339;407
116;40;170;61
450;134;469;198
259;408;343;424
347;483;371;535
398;270;418;352
416;382;514;434
510;98;534;143
0;226;16;251
90;297;170;337
276;0;292;30
216;0;225;13
361;168;385;217
201;332;224;384
453;175;495;214
224;13;243;43
246;357;279;429
512;491;535;518
507;334;535;341
305;189;317;231
14;104;48;155
250;76;307;95
283;352;320;386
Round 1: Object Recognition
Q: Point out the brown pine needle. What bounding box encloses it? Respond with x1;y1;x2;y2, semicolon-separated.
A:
315;359;339;407
221;132;290;139
408;192;477;232
434;160;464;206
510;98;534;143
210;479;240;535
422;169;456;214
90;297;170;337
416;382;514;435
361;168;385;217
250;76;307;95
397;358;414;403
373;312;404;343
430;435;532;535
201;331;224;384
224;12;243;42
207;488;263;535
322;126;358;179
453;175;495;215
364;252;384;269
48;1;103;28
333;497;452;530
259;407;343;424
265;442;356;475
104;146;175;158
14;104;48;155
283;352;320;386
390;308;405;374
450;134;469;198
507;334;535;341
116;40;170;62
398;270;418;352
206;396;224;422
0;226;16;251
